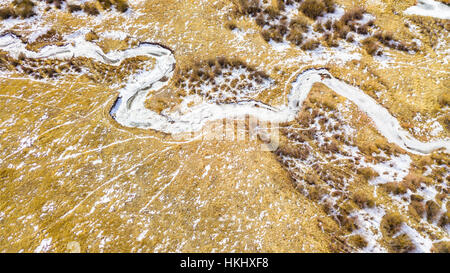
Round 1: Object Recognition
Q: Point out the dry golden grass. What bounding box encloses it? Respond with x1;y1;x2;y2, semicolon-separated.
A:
0;0;448;253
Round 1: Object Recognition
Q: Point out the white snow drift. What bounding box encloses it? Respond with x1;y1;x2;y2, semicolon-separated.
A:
404;0;450;20
0;33;448;155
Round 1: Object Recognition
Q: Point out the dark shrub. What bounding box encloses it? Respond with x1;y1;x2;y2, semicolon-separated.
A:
300;0;326;19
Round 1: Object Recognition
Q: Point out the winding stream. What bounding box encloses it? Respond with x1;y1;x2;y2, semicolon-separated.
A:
0;33;448;155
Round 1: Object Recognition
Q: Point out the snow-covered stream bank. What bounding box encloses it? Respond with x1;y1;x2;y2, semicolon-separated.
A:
404;0;450;20
0;33;448;155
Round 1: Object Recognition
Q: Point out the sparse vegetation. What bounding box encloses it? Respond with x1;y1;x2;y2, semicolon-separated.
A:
299;0;326;19
431;241;450;253
362;37;382;56
352;191;375;208
389;233;415;253
425;200;441;222
83;2;100;15
381;182;407;195
348;234;368;249
357;167;379;181
0;0;130;19
301;39;320;50
381;213;404;237
0;0;36;19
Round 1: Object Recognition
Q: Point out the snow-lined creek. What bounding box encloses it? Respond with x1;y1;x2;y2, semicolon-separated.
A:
0;33;448;155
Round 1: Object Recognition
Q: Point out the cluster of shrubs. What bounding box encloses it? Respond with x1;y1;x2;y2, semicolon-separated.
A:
0;44;149;83
172;57;270;103
0;0;129;19
235;1;416;55
235;1;368;51
235;0;336;49
0;0;35;19
67;0;130;15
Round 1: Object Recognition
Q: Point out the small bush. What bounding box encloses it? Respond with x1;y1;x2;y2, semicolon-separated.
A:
255;14;265;26
13;0;36;18
0;7;15;19
276;0;286;12
324;32;339;47
99;0;113;10
341;7;365;24
409;200;425;218
374;31;393;43
381;213;404;236
301;39;320;50
333;20;350;39
114;0;129;12
263;6;279;19
357;167;379;181
431;241;450;253
353;191;375;208
402;173;426;191
382;182;407;195
362;37;381;56
389;233;415;253
237;0;260;15
348;235;368;249
300;0;326;19
286;29;304;45
260;26;283;43
275;145;310;160
425;200;441;222
83;2;99;15
323;0;335;13
85;31;99;41
68;4;82;13
438;211;449;228
356;24;369;35
290;15;309;32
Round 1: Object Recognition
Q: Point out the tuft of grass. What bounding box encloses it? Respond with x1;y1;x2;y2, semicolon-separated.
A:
352;191;375;208
402;173;426;191
362;37;382;56
98;0;129;12
425;200;441;222
348;235;368;249
0;7;15;19
438;211;449;229
381;182;407;195
323;0;335;13
236;0;261;16
357;167;379;181
260;26;283;42
275;145;310;160
1;0;36;19
83;2;100;15
324;32;339;47
389;233;415;253
301;39;320;50
431;241;450;253
341;7;365;24
381;213;404;237
300;0;326;20
114;0;129;12
263;6;280;19
409;200;425;218
14;0;36;18
225;21;238;30
68;4;82;13
85;31;99;41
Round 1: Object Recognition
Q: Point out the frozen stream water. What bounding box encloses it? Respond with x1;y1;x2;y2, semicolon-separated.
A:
0;33;448;155
404;0;450;20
